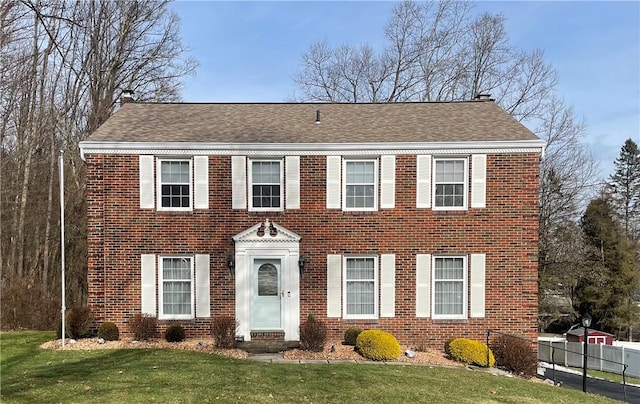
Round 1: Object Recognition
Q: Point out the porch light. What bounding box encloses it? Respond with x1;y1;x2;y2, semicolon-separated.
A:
298;255;307;275
227;255;235;276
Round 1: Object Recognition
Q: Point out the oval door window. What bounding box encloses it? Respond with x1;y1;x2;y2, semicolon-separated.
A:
258;263;278;296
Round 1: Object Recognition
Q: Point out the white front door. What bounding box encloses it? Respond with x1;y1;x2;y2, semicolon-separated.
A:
252;258;282;329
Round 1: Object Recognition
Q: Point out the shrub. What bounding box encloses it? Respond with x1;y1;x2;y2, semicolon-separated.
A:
491;335;538;377
165;324;186;342
447;338;495;367
97;322;120;341
211;316;238;349
355;329;401;361
443;338;456;356
343;327;363;346
128;313;158;341
299;314;327;352
63;307;94;339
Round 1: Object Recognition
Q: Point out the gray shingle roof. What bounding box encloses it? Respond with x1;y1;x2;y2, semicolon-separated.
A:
86;101;539;144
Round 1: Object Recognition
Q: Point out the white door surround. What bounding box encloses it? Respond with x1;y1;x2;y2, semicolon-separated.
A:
232;219;301;341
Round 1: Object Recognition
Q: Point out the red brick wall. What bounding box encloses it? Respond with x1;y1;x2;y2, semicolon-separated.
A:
85;153;539;347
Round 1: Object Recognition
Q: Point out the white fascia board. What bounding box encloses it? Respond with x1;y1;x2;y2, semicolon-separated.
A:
79;139;546;160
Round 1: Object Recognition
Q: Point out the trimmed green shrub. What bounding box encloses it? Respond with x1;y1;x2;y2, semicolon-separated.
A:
97;322;120;341
299;314;327;352
355;329;401;361
491;335;537;377
444;338;456;356
165;324;186;342
128;313;158;341
211;316;238;349
63;307;94;339
448;338;495;367
344;327;363;346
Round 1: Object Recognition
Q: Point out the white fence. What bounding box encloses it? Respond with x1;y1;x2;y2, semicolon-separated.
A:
538;340;640;378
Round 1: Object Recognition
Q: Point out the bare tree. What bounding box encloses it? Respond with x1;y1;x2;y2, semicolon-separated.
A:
293;0;598;331
1;0;197;329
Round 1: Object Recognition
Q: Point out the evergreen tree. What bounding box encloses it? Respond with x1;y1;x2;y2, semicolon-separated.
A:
578;196;640;334
608;138;640;241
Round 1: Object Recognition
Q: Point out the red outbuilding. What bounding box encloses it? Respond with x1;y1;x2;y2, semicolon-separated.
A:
566;327;614;345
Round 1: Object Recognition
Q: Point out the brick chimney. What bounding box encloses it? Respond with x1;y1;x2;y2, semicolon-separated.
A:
474;93;493;102
120;89;134;106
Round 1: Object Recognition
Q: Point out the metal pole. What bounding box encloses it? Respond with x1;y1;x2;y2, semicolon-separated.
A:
582;325;588;393
59;150;66;348
486;330;490;367
623;364;628;403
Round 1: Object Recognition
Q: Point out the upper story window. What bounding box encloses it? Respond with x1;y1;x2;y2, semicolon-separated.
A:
141;155;207;211
433;158;467;210
249;160;283;211
344;256;378;319
159;256;194;320
343;159;378;211
432;256;466;319
157;159;192;210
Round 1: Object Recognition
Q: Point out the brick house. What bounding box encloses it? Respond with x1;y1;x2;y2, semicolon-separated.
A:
79;98;544;348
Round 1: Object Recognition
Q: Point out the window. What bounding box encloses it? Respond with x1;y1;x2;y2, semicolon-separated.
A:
344;256;378;319
343;159;377;210
158;159;191;210
249;160;283;211
159;257;194;320
433;158;467;209
433;256;466;319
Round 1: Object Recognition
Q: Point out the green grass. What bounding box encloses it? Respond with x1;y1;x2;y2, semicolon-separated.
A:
1;331;618;404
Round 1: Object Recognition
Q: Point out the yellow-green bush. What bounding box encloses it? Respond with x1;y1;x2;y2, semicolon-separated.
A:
355;329;401;361
447;338;495;367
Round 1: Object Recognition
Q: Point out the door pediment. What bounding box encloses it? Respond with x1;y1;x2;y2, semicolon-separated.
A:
233;218;301;244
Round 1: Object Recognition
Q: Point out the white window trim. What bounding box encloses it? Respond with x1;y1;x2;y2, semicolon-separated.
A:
342;158;378;212
158;256;195;320
343;255;379;320
432;157;468;211
156;158;193;211
432;255;467;320
248;158;284;212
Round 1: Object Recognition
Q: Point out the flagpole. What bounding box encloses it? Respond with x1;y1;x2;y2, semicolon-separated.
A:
59;150;66;347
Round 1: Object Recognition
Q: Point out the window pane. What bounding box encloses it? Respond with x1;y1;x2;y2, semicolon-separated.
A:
434;281;463;315
160;161;190;208
162;258;191;316
346;161;374;183
252;185;281;208
345;185;374;208
161;161;189;183
252;161;280;183
251;161;281;209
346;258;374;280
346;281;374;315
258;263;278;296
434;257;464;316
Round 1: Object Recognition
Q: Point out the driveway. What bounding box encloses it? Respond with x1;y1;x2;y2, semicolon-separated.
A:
542;367;640;403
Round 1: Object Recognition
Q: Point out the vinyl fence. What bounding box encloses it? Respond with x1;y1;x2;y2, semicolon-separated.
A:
538;340;640;378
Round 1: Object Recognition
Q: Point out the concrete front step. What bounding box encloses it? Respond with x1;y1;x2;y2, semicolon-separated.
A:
237;340;300;354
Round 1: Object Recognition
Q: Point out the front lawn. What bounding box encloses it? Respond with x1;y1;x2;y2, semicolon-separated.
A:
1;331;617;403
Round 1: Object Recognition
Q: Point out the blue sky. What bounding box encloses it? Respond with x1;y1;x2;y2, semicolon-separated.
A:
168;1;639;179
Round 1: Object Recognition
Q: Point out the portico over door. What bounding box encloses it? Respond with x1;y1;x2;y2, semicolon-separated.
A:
232;219;301;342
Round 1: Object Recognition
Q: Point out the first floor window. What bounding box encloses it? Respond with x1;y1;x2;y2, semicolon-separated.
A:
158;159;191;210
160;257;193;319
249;160;283;210
433;256;466;318
344;256;377;318
434;158;467;209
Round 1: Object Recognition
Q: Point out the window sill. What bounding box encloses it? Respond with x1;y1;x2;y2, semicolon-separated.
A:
431;318;469;324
